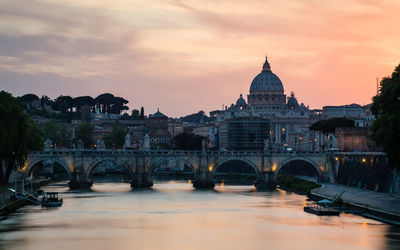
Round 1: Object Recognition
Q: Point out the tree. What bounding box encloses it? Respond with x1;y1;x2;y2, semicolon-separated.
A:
95;93;115;114
19;94;39;112
20;93;39;103
371;64;400;169
180;111;211;123
26;119;44;152
310;117;355;134
40;95;53;111
43;119;72;148
173;133;205;150
53;95;73;113
140;107;145;119
131;109;140;119
104;123;127;149
76;122;94;148
110;96;129;114
73;96;94;113
0;91;43;184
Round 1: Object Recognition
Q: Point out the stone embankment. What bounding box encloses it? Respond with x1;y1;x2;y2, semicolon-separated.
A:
311;183;400;225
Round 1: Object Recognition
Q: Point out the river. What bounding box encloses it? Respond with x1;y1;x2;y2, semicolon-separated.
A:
1;181;400;250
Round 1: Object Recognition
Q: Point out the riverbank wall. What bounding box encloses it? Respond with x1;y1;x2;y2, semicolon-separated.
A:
310;184;400;226
0;179;53;220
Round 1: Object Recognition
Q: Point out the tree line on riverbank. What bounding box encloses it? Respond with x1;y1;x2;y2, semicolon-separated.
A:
18;93;146;122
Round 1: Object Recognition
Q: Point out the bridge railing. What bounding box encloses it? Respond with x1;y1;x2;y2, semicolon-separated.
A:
28;149;339;157
28;149;386;158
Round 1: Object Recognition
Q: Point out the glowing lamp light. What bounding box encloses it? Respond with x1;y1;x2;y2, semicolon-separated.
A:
282;128;286;132
362;158;367;163
208;165;213;172
335;157;339;161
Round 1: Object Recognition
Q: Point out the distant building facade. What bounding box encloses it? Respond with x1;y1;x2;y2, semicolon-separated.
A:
211;57;316;150
219;117;270;150
148;109;171;147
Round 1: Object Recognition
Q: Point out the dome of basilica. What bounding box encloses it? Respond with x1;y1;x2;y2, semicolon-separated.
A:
249;57;284;93
236;94;247;108
287;92;299;109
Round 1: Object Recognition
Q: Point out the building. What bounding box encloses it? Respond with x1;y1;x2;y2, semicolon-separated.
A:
211;57;316;150
322;103;364;119
335;127;369;152
148;109;171;147
219;117;270;150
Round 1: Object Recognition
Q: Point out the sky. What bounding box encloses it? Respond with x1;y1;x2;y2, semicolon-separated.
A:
1;0;400;117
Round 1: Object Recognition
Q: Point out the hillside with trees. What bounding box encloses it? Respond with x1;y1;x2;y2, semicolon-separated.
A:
16;93;139;122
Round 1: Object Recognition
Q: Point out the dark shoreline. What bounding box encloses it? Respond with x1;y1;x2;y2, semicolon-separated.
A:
277;176;400;226
0;179;53;220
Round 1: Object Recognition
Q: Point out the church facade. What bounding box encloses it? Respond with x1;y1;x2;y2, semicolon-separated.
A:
210;57;319;151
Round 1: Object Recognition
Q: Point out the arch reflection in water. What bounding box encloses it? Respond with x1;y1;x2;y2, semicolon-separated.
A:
276;159;319;182
214;159;259;185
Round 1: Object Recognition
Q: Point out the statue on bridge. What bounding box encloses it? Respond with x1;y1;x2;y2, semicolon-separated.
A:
97;140;105;150
124;133;131;149
44;139;53;151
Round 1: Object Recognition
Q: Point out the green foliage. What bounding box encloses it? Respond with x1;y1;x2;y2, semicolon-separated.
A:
0;91;44;184
43;119;72;148
371;64;400;168
20;94;39;103
76;122;94;148
104;124;127;149
26;119;44;152
18;93;131;122
53;95;73;113
131;109;140;120
72;96;94;112
173;133;205;150
180;111;211;123
310;117;355;134
277;175;321;194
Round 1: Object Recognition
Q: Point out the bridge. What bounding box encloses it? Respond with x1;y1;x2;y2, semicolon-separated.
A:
20;150;384;189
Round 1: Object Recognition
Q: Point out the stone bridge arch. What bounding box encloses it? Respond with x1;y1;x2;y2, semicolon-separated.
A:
274;157;321;181
147;157;197;179
213;157;262;181
85;158;134;181
24;158;72;179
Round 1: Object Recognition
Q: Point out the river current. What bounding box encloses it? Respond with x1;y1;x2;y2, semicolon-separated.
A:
1;181;400;250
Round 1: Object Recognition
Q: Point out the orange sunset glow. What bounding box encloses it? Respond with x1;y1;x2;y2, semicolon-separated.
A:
1;0;399;116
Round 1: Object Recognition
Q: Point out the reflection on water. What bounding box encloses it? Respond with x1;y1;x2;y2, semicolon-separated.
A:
0;181;399;250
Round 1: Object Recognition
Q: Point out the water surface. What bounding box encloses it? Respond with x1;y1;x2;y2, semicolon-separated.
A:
1;181;399;250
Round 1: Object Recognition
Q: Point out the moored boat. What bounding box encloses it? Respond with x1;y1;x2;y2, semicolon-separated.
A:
41;192;63;207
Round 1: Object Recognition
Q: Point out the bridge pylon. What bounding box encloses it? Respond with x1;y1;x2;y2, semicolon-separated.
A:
130;173;153;188
254;171;277;189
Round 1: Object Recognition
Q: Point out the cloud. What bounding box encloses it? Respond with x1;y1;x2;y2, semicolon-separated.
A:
0;0;400;116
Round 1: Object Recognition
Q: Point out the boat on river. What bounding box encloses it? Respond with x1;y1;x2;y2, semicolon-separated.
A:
304;205;340;216
41;192;63;207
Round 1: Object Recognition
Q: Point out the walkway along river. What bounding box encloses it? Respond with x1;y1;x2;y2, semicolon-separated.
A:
0;181;400;250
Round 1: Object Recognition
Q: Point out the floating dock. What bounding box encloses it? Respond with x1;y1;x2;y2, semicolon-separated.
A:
304;206;341;216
